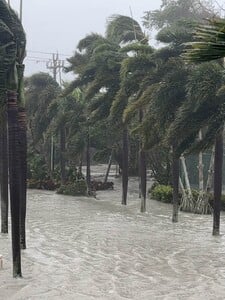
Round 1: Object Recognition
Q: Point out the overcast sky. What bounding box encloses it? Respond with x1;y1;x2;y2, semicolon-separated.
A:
9;0;162;81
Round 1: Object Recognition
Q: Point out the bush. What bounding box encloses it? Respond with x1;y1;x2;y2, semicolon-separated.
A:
57;180;87;196
150;184;173;203
91;181;114;191
150;184;225;212
27;179;59;190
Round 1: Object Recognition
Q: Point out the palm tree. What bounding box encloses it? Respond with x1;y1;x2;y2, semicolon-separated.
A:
183;18;225;235
25;73;60;178
166;62;224;214
0;0;26;277
107;15;150;207
117;42;155;211
0;1;16;235
123;49;189;222
0;104;8;234
127;0;216;221
65;15;150;205
65;32;126;199
46;89;87;185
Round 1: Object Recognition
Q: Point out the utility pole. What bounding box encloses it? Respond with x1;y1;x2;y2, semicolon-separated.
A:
46;53;64;83
46;53;64;176
20;0;23;22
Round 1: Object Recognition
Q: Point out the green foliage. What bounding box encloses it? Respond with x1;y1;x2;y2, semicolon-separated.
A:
184;18;225;62
143;0;213;30
150;184;199;204
148;145;172;185
150;184;173;203
166;62;225;155
106;14;147;44
150;183;225;212
57;180;87;196
27;152;48;181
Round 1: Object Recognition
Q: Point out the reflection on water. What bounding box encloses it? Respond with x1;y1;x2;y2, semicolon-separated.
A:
1;176;225;299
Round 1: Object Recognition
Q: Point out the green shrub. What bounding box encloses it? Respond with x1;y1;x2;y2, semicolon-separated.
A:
150;184;173;203
150;184;225;212
57;180;87;196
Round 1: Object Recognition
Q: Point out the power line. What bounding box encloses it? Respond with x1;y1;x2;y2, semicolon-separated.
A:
26;55;50;60
25;59;49;63
27;50;72;57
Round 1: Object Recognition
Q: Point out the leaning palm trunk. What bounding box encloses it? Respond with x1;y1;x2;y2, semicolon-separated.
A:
7;90;22;277
172;148;179;223
0;102;9;233
180;155;194;212
122;127;129;205
212;130;223;236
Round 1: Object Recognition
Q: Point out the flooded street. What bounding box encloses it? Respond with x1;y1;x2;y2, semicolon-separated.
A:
1;173;225;299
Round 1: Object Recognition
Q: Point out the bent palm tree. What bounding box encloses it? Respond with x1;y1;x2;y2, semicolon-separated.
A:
184;18;225;235
107;15;149;208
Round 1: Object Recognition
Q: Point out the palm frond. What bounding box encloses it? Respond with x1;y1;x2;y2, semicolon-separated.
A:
184;18;225;62
106;14;146;44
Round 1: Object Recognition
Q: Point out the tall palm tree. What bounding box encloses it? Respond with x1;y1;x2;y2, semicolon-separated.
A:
65;33;126;199
124;51;189;222
120;42;155;211
0;102;8;233
107;15;150;207
166;61;224;215
25;73;60;178
183;18;225;235
0;0;26;277
46;89;87;185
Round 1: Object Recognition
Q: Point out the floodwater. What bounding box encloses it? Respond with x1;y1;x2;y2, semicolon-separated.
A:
1;168;225;299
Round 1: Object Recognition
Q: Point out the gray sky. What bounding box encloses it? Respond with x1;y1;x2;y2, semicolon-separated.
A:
10;0;162;81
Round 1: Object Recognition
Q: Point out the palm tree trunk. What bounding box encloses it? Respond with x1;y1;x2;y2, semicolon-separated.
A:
7;90;22;277
206;147;215;193
104;149;113;184
18;107;27;249
198;131;204;192
138;109;147;212
122;127;129;205
78;155;83;175
139;147;147;212
212;130;223;236
0;105;9;233
60;125;66;184
50;135;55;177
172;148;179;223
86;123;91;194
